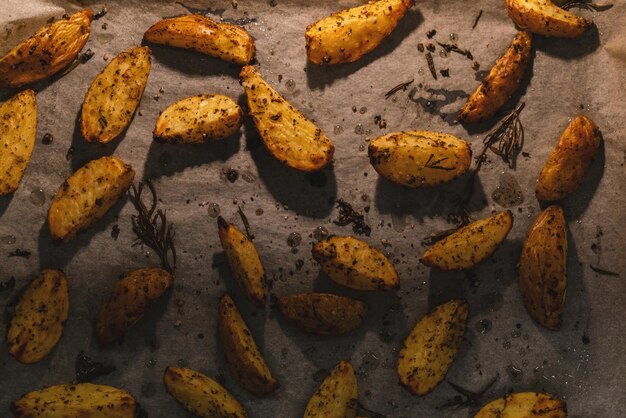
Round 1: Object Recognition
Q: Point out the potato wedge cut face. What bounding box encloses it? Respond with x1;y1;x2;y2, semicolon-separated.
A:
397;300;468;396
304;361;357;418
48;155;135;243
368;130;472;187
505;0;592;38
81;46;152;144
475;392;567;418
0;90;37;196
240;65;334;172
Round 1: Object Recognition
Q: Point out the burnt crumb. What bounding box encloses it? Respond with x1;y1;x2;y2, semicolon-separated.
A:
374;115;387;129
427;29;437;38
304;171;327;188
111;224;120;240
522;152;531;158
94;7;108;20
75;350;116;382
417;43;424;53
42;133;54;144
440;68;450;77
0;276;16;292
472;61;480;71
101;22;108;30
197;333;204;339
436;41;473;60
426;43;436;53
226;169;239;183
278;74;283;83
334;199;371;236
582;335;591;345
295;259;304;270
352;106;357;112
8;249;30;259
66;146;74;160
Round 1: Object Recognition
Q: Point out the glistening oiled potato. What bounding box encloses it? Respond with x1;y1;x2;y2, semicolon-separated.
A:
305;0;413;65
368;130;472;187
397;299;468;396
505;0;592;38
474;392;567;418
458;31;532;124
303;361;357;418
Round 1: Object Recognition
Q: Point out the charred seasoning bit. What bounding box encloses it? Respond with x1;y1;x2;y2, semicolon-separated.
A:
80;49;94;63
374;115;387;129
65;146;74;160
75;350;116;383
427;29;437;38
472;9;483;29
472;61;481;71
417;43;424;53
42;133;54;144
425;52;437;80
111;224;120;240
426;43;436;53
385;79;414;99
334;199;371;236
436;41;473;60
238;206;254;240
226;168;239;183
101;22;108;30
440;68;450;77
94;7;108;20
8;249;31;259
0;276;16;292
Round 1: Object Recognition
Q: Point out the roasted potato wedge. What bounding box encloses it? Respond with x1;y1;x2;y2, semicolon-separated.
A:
218;293;279;395
397;299;468;396
144;15;255;65
11;383;137;417
240;65;334;172
458;31;532;124
154;94;243;143
48;156;135;243
420;210;513;271
0;9;93;88
277;293;367;336
368;130;472;187
81;46;152;144
536;115;601;201
164;366;247;418
7;269;68;364
506;0;592;38
304;361;357;418
475;392;567;418
312;235;399;291
305;0;413;65
518;205;567;330
0;90;37;196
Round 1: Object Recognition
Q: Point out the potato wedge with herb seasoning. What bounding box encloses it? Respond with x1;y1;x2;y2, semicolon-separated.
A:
368;130;472;187
240;65;334;172
144;15;255;65
397;299;468;396
218;293;279;395
536;115;601;202
304;361;357;418
7;269;68;364
518;205;567;330
305;0;413;65
475;392;567;418
312;236;399;291
81;46;152;144
420;210;513;271
48;156;135;243
506;0;592;38
11;383;137;417
458;31;532;124
0;90;37;196
164;366;247;418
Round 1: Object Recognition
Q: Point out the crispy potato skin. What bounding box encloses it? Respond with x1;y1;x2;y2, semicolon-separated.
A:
96;268;173;347
81;46;152;144
304;361;357;418
11;383;137;418
0;10;93;88
397;300;468;396
240;65;334;172
7;269;68;364
458;31;532;124
164;366;247;418
505;0;592;38
154;94;242;144
144;15;255;65
536;115;601;201
48;156;135;243
0;90;37;196
312;235;399;291
277;293;367;336
217;217;267;308
305;0;413;65
218;294;279;395
518;205;567;330
475;392;567;418
368;130;472;187
420;210;513;271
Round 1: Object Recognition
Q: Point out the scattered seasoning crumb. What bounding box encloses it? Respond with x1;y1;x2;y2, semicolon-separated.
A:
425;52;437;80
417;43;424;53
8;249;31;258
80;49;94;63
582;335;591;344
101;22;108;30
472;9;483;29
426;43;436;53
427;29;437;38
111;224;120;240
231;0;238;8
334;199;371;236
440;68;450;77
522;152;530;158
0;276;16;292
153;94;160;101
174;320;182;327
436;41;473;60
159;87;165;94
352;106;357;112
94;7;108;20
138;110;143;116
278;74;283;83
472;61;481;71
42;133;54;144
103;54;109;61
66;146;74;160
226;168;239;183
374;115;387;129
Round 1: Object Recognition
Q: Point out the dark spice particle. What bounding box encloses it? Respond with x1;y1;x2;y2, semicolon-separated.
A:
427;29;437;38
425;153;454;171
582;335;591;344
101;22;108;30
440;68;450;77
226;168;239;183
0;276;16;292
111;224;120;240
65;146;75;160
436;41;473;60
425;52;437;80
8;249;31;259
426;43;436;53
75;350;116;382
385;79;414;99
42;133;54;145
590;265;620;277
94;7;108;20
472;9;483;29
334;199;371;236
472;61;481;71
374;115;387;129
417;43;424;53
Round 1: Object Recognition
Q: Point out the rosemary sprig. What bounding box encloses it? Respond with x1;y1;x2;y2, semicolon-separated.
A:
562;0;613;11
425;154;455;171
475;102;525;170
385;79;414;99
425;52;437;80
237;206;254;240
472;9;483;29
590;265;620;277
436;41;473;60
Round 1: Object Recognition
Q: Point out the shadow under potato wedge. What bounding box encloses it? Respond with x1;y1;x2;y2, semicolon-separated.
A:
505;0;592;38
474;392;567;417
303;361;357;418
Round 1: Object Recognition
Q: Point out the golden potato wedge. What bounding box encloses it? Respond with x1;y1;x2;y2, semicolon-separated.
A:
312;235;399;291
7;269;68;364
518;205;567;330
505;0;592;38
536;115;601;202
277;293;367;336
240;65;334;172
218;293;278;395
95;268;173;347
397;299;468;396
11;383;137;417
420;210;513;271
144;15;255;65
305;0;413;65
304;361;357;418
81;46;152;144
164;366;247;418
48;156;135;243
368;130;472;188
0;9;93;88
154;94;243;144
458;31;532;124
0;90;37;196
475;392;567;418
